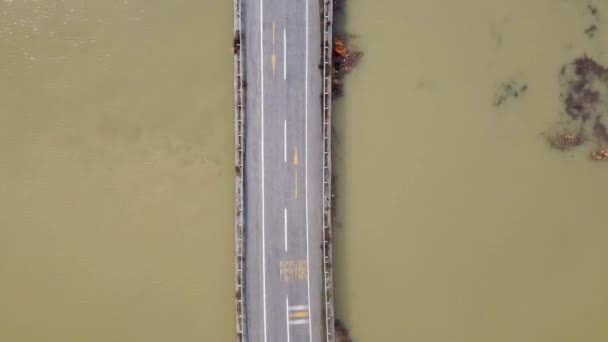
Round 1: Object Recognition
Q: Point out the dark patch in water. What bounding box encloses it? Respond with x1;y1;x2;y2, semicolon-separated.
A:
548;55;608;160
495;80;528;107
585;24;598;37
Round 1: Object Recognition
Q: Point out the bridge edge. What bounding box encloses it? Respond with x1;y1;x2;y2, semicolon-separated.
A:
321;0;335;341
233;0;247;341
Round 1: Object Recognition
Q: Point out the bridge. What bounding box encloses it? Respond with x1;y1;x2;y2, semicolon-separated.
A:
233;0;335;341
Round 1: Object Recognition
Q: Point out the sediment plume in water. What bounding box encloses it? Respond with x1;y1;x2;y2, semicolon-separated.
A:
546;55;608;160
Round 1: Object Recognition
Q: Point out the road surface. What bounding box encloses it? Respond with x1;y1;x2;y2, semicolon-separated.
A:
242;0;325;341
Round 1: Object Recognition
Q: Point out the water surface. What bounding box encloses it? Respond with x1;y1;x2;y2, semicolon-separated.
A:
0;1;235;341
333;0;608;340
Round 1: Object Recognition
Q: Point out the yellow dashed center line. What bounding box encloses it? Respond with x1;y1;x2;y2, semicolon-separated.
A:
289;311;309;318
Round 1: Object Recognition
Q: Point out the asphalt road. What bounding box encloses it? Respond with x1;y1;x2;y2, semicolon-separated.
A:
242;0;324;341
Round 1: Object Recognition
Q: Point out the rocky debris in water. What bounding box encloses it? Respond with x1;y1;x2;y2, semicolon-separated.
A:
335;320;352;342
547;132;585;151
494;80;528;107
334;37;347;58
591;145;608;160
332;34;363;98
330;0;363;98
333;35;363;74
548;55;608;160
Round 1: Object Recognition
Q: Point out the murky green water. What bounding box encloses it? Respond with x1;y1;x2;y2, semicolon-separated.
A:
0;1;234;340
333;0;608;341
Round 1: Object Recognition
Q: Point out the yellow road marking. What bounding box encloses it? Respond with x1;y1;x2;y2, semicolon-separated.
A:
280;259;307;281
289;311;309;318
294;147;299;197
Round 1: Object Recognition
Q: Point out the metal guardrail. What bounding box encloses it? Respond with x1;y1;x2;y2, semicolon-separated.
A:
233;0;246;341
321;1;335;341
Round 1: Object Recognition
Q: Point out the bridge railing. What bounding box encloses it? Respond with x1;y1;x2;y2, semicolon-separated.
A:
321;0;335;341
233;0;246;341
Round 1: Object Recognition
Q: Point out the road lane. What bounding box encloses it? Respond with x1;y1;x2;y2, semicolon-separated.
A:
243;0;324;340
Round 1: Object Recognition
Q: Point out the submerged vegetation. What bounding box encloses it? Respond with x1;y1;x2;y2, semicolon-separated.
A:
335;320;353;342
331;0;363;98
547;55;608;160
547;133;585;151
331;35;363;97
494;80;528;107
330;1;357;341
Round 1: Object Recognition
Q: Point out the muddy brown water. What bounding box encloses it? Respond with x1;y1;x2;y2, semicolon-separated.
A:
333;0;608;341
0;0;234;341
2;0;608;341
